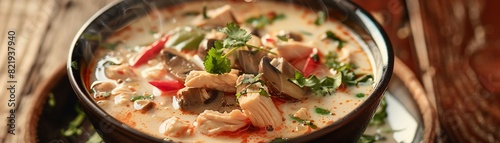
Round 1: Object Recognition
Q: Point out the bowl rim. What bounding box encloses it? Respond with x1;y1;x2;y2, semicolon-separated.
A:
67;0;394;142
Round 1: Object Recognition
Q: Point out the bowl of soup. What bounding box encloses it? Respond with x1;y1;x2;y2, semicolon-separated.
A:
67;0;393;142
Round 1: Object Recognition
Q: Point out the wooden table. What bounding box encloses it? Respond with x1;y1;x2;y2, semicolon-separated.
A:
0;0;419;142
0;0;114;142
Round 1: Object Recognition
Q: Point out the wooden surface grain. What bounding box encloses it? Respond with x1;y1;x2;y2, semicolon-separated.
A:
0;0;428;142
0;0;114;142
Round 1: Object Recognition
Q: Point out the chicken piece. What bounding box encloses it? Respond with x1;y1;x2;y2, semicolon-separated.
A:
236;74;283;128
196;110;249;135
192;5;236;28
184;70;238;93
159;117;192;137
239;93;283;128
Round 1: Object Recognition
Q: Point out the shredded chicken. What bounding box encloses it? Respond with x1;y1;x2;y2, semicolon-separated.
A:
184;70;238;93
236;74;283;128
159;117;192;137
196;110;249;135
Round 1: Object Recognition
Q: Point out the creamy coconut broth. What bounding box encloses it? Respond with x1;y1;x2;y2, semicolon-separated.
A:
87;1;375;142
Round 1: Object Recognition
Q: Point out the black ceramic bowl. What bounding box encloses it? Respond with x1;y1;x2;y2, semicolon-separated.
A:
67;0;393;142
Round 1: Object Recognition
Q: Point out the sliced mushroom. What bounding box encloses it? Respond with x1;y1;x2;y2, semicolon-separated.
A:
259;57;309;100
192;5;237;28
161;48;202;80
235;50;266;74
133;100;154;111
176;87;224;114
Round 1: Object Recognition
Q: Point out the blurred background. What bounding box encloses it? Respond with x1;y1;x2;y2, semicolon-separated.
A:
0;0;499;142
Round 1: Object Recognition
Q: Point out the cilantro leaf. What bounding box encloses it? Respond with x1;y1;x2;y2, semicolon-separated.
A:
204;40;231;74
219;22;252;48
356;93;366;98
325;31;346;49
258;88;269;97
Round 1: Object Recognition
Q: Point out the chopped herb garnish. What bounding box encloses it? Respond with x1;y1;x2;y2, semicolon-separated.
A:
356;93;366;98
86;132;103;143
61;105;86;137
270;138;288;143
324;52;373;86
237;73;264;86
202;5;210;19
71;61;78;70
325;31;346;49
369;98;387;126
314;11;326;26
314;107;331;115
289;115;318;129
235;74;269;99
183;11;200;17
245;13;286;29
258;88;269;97
48;93;56;108
288;71;341;96
130;95;154;102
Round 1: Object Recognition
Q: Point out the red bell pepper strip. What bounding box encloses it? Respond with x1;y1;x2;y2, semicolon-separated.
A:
129;34;170;67
302;48;322;77
148;80;185;94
